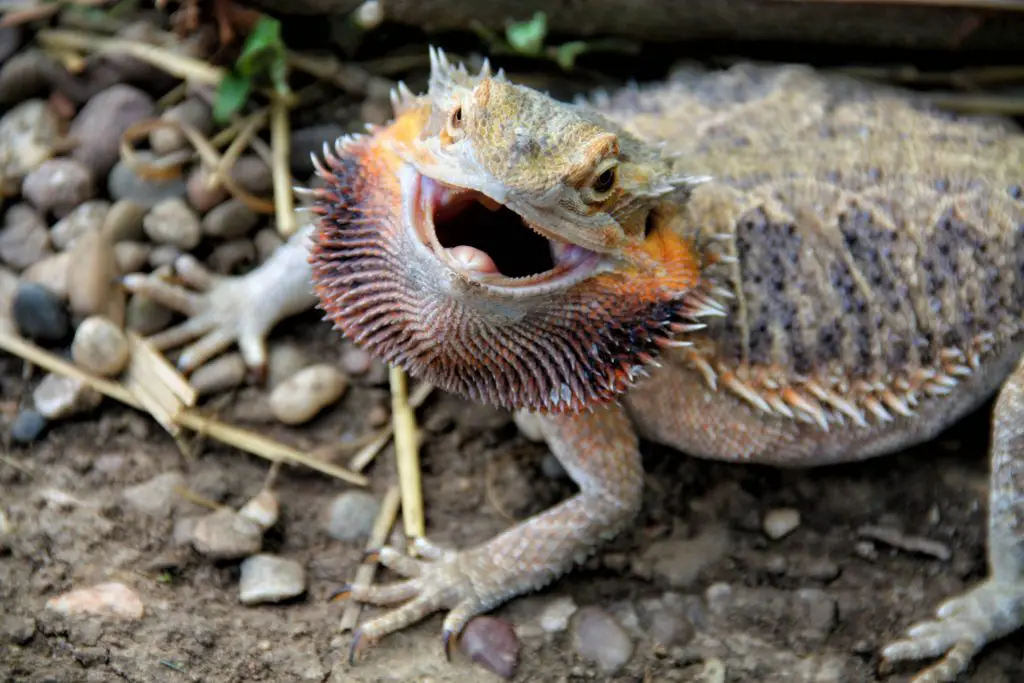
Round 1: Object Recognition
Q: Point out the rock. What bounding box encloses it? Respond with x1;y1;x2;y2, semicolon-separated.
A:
21;253;71;300
71;315;129;376
763;508;801;540
108;153;188;208
238;554;307;605
253;227;283;262
290;123;346;177
189;352;247;396
143;198;201;250
123;471;185;518
113;241;151;274
192;508;263;559
66;229;124;324
0;49;59;105
339;344;373;376
10;408;47;443
101;199;147;242
637;593;698;647
207;239;255;274
50;200;110;251
537;596;578;633
323;490;380;543
0;204;50;270
202;198;259;239
70;85;156;177
148;244;182;268
0;25;23;66
32;373;103;420
22;158;95;218
238;489;280;531
0;100;59;196
459;616;520;680
269;363;348;425
231;155;272;195
45;582;144;620
125;293;172;336
570;606;634;674
266;343;311;389
186;165;228;213
0;615;36;645
639;526;730;589
12;283;69;343
149;98;213;155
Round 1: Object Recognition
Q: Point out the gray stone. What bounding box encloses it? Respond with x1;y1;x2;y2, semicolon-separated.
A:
323;490;380;543
238;554;306;604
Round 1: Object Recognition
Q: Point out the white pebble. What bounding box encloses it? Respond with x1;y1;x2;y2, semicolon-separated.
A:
763;508;801;540
268;363;348;425
143;198;201;249
538;596;578;633
238;489;279;531
71;315;129;376
33;373;102;420
239;554;307;605
191;507;263;560
46;582;144;620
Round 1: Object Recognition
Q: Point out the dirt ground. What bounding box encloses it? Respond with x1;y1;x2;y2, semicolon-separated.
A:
1;308;1023;683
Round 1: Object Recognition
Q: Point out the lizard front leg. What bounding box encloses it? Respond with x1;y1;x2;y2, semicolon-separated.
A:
340;402;644;659
883;355;1024;682
120;223;318;378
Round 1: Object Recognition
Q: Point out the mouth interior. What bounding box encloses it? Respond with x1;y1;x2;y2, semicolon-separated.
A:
433;190;556;278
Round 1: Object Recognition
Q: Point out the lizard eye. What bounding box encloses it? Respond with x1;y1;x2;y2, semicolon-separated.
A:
591;167;616;195
450;106;463;128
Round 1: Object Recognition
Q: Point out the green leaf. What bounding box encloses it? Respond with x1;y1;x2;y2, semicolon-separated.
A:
554;41;589;70
236;15;285;77
505;11;547;56
213;72;253;123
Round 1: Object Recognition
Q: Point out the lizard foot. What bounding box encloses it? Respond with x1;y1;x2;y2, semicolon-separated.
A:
338;537;501;663
121;254;276;379
881;578;1024;682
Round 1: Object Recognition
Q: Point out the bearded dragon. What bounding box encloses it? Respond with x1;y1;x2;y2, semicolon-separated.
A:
123;49;1024;682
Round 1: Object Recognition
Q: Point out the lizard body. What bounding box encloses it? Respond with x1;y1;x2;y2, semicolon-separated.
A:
124;53;1024;682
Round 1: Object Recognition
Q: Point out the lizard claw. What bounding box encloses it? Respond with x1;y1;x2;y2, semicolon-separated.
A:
881;578;1024;682
338;536;491;662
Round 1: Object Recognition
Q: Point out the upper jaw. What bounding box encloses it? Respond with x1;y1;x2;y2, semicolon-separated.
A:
397;162;609;295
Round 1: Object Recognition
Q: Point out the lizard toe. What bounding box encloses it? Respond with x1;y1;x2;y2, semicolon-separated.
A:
881;578;1024;683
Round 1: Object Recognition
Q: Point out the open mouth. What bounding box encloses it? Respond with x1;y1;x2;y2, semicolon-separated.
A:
402;166;603;289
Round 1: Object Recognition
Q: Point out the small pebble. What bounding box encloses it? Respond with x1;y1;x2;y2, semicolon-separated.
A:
0;49;55;105
12;282;69;343
202;199;259;239
192;507;263;560
570;606;634;674
238;489;279;531
290;123;346;177
0;203;50;269
253;227;284;262
113;241;151;273
340;344;373;375
108;153;188;208
21;253;71;301
150;98;213;155
238;554;307;605
639;526;730;589
22;158;95;218
10;409;47;443
763;508;801;540
122;471;185;518
266;344;311;389
538;596;578;633
32;373;103;420
269;363;348;425
144;198;201;250
208;239;255;274
185;165;229;213
45;582;144;620
0;25;23;66
459;616;520;680
323;490;380;542
66;229;123;324
50;200;110;251
0;615;36;646
0;100;59;195
71;315;129;376
125;293;173;336
189;352;247;396
148;244;182;268
231;155;272;195
70;84;156;177
101;199;147;242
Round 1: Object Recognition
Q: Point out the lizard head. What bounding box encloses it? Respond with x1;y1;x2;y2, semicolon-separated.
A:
306;48;723;415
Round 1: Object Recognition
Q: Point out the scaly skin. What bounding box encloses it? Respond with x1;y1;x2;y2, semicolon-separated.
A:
124;50;1024;682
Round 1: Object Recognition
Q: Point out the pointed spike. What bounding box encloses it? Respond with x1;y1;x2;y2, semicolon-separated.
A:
292;185;316;196
495;67;506;81
721;373;772;414
863;397;894;422
479;58;492;78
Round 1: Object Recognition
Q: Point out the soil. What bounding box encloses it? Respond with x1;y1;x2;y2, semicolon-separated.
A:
2;309;1023;683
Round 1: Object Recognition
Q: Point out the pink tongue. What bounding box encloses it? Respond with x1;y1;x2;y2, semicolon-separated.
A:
447;245;498;273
